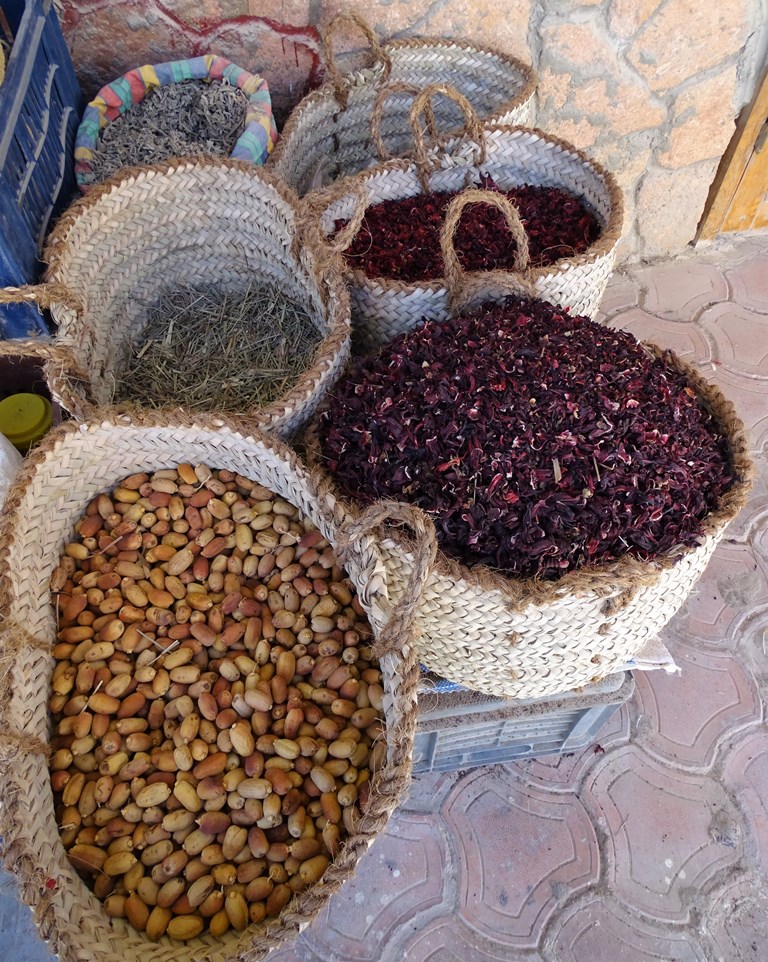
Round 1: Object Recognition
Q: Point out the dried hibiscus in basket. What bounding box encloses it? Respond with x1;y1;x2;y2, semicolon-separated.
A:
333;178;601;283
314;296;737;580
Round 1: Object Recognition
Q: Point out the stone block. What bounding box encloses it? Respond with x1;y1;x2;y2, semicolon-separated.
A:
658;65;739;168
636;159;720;258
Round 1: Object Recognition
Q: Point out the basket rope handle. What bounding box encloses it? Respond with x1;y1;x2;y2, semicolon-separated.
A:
335;501;436;775
303;182;371;256
370;82;438;161
441;188;535;313
321;12;393;109
0;337;96;421
0;283;83;314
409;84;487;191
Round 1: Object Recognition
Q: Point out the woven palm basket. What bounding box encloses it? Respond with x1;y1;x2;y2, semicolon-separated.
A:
307;86;624;356
0;411;425;962
306;349;753;699
0;157;351;437
268;12;536;196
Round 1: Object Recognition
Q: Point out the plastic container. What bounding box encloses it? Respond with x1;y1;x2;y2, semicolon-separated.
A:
413;672;634;773
0;391;52;450
0;0;81;337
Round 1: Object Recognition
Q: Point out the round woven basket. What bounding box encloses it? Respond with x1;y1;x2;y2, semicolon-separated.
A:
0;158;351;437
306;347;753;698
269;12;536;196
307;85;624;356
0;411;425;962
75;54;278;192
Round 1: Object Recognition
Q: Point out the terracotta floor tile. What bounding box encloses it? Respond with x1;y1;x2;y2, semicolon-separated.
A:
701;873;768;962
725;251;768;314
582;746;742;922
698;302;768;379
595;272;641;322
607;307;715;362
630;637;761;769
443;767;599;950
543;893;706;962
295;812;453;962
637;261;729;321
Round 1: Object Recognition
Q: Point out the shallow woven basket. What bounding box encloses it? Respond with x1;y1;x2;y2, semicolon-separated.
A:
306;347;753;699
0;158;351;438
268;12;536;196
308;85;624;355
0;411;424;962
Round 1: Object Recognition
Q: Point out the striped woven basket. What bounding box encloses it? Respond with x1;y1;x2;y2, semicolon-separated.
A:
0;158;351;438
306;349;753;699
307;85;624;356
268;12;536;196
0;411;426;962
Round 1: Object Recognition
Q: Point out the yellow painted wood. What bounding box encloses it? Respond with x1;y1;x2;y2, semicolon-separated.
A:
698;70;768;239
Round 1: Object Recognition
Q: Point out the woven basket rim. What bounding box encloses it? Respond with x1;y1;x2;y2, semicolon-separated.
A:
312;123;625;293
0;410;418;962
306;342;753;609
269;38;536;173
43;156;351;430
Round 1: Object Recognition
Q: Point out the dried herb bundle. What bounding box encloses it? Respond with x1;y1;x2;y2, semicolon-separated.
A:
335;179;600;282
88;80;248;183
317;296;735;580
115;284;321;413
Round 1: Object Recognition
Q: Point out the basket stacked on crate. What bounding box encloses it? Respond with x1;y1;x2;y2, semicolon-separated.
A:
0;157;351;437
269;12;536;196
0;0;81;337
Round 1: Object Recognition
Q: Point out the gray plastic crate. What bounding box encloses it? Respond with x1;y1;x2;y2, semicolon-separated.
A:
413;672;634;773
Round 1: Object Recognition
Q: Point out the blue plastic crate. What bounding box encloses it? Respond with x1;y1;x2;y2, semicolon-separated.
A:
0;0;81;337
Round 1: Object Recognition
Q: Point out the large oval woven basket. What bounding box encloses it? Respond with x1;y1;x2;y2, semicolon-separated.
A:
0;158;351;438
307;348;753;698
269;12;536;196
0;411;423;962
308;86;624;356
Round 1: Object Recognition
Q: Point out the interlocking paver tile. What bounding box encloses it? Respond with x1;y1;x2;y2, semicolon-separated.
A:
737;609;768;689
698;302;768;379
582;745;742;922
724;454;768;542
443;767;599;950
665;539;768;648
701;872;768;962
725;251;768;314
295;812;452;962
607;307;715;361
543;892;706;962
508;703;630;793
722;728;768;868
637;260;729;321
391;916;533;962
703;365;768;453
630;636;761;768
402;770;463;814
595;272;641;322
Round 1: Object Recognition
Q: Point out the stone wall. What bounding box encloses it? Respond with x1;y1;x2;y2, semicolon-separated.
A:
59;0;768;263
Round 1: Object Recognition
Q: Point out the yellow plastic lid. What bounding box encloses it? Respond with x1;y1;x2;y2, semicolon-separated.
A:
0;392;53;452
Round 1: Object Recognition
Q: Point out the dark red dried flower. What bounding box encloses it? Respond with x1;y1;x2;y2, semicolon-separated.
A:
335;180;601;282
317;296;735;580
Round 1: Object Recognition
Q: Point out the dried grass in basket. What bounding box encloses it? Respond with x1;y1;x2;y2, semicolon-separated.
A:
305;84;624;355
0;409;431;962
268;11;536;196
305;348;753;699
0;158;351;437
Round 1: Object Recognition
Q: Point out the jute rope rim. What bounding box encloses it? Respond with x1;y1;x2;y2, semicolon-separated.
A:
0;409;426;962
304;343;753;609
38;156;352;427
268;31;536;175
309;122;625;292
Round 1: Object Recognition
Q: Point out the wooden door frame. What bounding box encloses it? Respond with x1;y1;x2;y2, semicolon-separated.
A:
696;67;768;241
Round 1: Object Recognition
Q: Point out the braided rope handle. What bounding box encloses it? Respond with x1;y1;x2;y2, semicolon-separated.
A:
303;182;371;256
409;84;487;190
441;188;535;313
0;283;83;314
370;82;438;161
321;12;393;109
0;337;96;421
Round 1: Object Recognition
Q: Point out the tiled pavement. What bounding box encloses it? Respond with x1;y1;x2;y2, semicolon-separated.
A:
2;233;768;960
